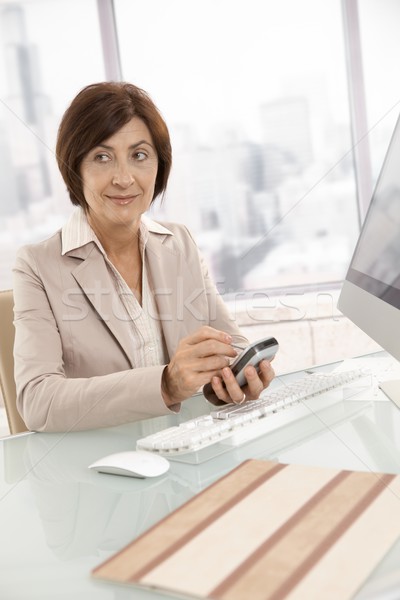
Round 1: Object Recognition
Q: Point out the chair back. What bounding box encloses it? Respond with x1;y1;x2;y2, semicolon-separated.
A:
0;290;27;434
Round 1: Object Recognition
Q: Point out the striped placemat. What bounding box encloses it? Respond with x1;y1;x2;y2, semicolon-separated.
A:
92;459;400;599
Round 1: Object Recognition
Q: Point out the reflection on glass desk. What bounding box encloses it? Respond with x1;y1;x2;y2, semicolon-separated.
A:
1;352;400;600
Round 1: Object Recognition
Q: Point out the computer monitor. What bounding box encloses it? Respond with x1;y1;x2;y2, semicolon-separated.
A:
338;113;400;407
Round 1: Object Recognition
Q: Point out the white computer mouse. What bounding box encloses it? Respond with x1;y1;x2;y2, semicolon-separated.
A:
88;450;170;478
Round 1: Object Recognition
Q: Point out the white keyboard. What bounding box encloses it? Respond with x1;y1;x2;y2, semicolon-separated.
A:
136;368;371;455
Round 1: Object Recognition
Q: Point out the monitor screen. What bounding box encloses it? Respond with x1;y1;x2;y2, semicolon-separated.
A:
338;112;400;406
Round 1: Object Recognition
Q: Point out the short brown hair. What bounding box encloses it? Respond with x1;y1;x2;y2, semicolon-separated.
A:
56;82;172;208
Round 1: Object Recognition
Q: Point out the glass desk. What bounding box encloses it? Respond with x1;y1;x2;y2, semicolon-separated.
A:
2;353;400;599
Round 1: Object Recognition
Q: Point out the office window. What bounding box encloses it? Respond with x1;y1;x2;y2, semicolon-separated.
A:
358;0;400;181
115;0;359;294
0;0;104;288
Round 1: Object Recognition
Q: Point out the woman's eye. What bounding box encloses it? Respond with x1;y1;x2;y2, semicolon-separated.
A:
94;153;110;162
135;151;147;161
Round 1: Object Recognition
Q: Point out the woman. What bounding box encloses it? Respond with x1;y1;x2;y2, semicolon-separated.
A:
13;82;274;432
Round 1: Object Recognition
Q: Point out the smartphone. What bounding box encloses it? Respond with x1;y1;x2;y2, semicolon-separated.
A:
203;336;279;401
229;336;279;386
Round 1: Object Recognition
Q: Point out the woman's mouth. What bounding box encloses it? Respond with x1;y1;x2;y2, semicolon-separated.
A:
108;195;136;205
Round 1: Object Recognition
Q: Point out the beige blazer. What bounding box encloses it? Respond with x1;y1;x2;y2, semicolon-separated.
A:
13;219;247;432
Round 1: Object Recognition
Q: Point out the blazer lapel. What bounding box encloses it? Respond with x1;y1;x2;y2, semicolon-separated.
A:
145;221;208;359
146;231;186;357
68;243;137;367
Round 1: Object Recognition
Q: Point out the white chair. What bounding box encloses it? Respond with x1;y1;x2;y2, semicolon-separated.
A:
0;290;27;434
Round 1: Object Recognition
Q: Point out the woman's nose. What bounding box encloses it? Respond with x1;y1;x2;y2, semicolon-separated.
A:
112;165;135;187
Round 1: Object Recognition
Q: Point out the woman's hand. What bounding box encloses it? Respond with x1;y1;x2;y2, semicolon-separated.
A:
208;359;275;405
161;326;238;406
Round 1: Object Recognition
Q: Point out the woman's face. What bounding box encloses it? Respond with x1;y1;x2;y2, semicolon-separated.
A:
80;117;158;234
